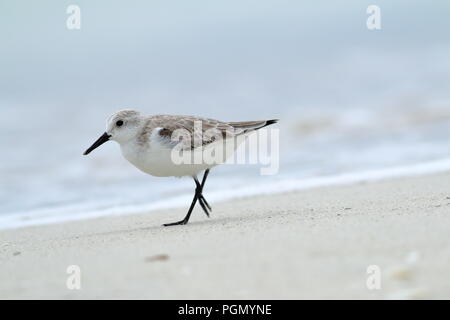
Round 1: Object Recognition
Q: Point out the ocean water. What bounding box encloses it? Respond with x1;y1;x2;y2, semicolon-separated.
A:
1;1;450;228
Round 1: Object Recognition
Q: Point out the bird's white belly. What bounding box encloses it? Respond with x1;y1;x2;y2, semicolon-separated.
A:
120;134;248;177
120;143;214;177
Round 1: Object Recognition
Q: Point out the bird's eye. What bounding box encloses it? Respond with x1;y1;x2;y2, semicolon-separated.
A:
116;120;124;127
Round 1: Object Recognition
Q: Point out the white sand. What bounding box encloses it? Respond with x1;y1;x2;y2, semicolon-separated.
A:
1;173;450;299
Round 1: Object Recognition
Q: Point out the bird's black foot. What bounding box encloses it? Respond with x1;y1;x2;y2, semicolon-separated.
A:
163;219;188;227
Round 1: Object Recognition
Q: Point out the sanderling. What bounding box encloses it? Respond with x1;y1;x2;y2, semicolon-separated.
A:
83;109;278;226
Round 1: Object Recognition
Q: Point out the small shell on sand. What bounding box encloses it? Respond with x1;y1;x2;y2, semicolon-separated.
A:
388;265;413;281
145;254;169;262
388;251;420;280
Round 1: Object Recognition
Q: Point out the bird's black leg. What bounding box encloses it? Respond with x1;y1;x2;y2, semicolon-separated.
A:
163;190;199;226
163;169;211;226
198;169;211;211
195;169;212;216
194;177;210;217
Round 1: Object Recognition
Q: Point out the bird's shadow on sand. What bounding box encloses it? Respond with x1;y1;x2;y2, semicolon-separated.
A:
65;215;243;241
63;207;304;241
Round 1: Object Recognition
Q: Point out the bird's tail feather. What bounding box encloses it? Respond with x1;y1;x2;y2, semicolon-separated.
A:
228;119;278;134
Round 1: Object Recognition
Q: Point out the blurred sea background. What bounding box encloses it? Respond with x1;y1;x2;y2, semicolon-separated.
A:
1;0;450;228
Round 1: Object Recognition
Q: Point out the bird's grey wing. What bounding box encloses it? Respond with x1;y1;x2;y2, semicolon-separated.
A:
149;116;236;151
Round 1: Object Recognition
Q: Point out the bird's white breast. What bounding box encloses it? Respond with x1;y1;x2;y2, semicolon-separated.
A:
119;136;214;178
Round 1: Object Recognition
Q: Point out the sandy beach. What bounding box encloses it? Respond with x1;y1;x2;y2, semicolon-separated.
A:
1;172;450;299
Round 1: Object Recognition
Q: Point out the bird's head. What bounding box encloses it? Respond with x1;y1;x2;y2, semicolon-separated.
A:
83;109;143;155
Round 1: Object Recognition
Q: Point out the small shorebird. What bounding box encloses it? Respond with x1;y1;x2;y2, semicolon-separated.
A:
84;109;278;226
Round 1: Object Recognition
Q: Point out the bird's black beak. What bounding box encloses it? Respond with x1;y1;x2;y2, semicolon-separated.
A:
83;132;111;155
